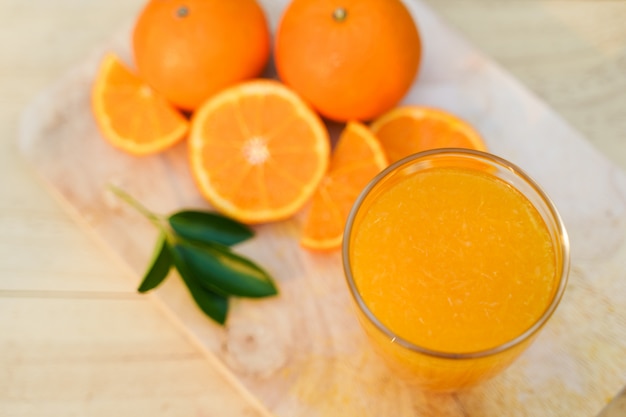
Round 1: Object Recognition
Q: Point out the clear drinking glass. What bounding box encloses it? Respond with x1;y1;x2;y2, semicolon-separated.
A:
343;149;569;391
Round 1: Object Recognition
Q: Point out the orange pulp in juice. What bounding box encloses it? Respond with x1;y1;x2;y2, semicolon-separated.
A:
350;166;558;354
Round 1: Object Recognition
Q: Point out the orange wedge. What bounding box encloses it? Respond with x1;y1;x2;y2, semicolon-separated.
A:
188;79;330;224
369;106;487;163
300;122;388;251
91;53;189;155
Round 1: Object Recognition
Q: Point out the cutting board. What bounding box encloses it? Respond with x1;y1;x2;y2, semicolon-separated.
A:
18;0;626;415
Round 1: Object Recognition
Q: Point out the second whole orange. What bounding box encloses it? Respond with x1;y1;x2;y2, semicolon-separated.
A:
274;0;422;122
132;0;271;112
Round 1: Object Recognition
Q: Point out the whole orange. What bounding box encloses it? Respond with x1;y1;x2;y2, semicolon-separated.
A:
132;0;271;111
274;0;421;122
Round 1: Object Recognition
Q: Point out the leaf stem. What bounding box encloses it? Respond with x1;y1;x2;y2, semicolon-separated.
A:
108;184;165;229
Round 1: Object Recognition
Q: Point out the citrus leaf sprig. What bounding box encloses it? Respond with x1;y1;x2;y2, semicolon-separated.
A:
109;185;278;325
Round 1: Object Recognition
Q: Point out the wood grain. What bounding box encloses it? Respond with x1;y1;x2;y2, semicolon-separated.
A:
0;297;273;417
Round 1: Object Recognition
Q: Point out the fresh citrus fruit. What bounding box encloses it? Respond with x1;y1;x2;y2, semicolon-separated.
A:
132;0;271;111
91;53;189;155
300;122;388;251
274;0;421;122
188;80;330;224
370;106;487;163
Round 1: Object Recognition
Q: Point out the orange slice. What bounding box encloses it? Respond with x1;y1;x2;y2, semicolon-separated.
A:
300;121;388;251
370;106;487;163
91;53;189;155
188;79;330;224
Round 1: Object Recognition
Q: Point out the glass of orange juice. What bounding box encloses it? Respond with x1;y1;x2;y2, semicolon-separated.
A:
343;149;569;391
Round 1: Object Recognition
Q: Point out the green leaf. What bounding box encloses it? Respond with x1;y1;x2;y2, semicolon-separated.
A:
168;210;254;246
137;232;172;293
173;240;278;298
171;246;229;325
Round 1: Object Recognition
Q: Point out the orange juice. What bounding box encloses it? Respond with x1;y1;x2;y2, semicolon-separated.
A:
343;150;569;391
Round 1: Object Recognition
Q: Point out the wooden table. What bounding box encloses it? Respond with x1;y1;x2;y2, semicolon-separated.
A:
2;0;625;415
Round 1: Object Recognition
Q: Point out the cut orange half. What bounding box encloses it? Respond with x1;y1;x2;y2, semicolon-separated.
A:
300;122;388;251
189;79;330;224
91;53;189;155
369;106;487;163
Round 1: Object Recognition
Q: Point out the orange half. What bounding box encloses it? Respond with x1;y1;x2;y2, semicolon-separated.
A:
91;53;189;155
189;79;330;224
300;122;388;251
370;106;487;163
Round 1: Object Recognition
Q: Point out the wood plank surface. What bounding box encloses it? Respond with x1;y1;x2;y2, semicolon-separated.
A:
3;0;626;416
15;0;626;415
0;1;274;415
0;296;273;417
424;0;626;170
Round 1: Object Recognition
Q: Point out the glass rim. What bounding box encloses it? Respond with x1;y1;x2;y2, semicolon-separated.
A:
342;148;570;360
